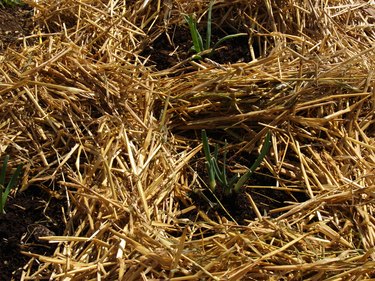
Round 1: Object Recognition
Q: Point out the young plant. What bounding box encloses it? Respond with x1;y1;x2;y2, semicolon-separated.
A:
184;0;247;59
0;155;23;214
0;0;23;7
202;130;271;196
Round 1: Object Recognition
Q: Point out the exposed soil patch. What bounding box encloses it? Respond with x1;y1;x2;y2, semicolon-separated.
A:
0;186;66;280
0;4;34;52
141;26;191;71
141;25;254;72
190;170;307;225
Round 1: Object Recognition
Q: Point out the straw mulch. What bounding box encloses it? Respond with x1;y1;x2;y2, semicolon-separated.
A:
1;0;375;280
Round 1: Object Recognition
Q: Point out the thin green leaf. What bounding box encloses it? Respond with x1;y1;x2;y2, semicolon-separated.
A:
0;155;9;213
0;157;23;214
202;130;212;164
197;31;204;53
0;0;23;7
207;163;216;190
7;164;23;190
233;132;272;193
213;143;218;160
205;0;214;49
210;138;226;184
202;130;216;190
222;140;228;186
211;33;248;53
212;159;225;185
1;164;23;209
185;15;203;53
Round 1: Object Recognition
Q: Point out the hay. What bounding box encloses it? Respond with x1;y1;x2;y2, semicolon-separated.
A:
1;0;374;279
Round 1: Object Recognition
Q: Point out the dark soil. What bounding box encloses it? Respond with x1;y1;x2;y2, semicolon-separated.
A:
141;25;254;72
0;186;66;281
190;171;307;225
0;4;34;52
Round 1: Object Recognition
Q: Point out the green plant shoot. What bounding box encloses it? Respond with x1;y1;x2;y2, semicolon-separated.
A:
185;14;204;55
184;0;247;59
202;130;271;196
0;155;23;214
0;0;23;7
233;132;272;193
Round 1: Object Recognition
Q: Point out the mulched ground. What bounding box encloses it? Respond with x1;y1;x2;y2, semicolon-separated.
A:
1;0;375;280
0;3;263;277
0;5;65;280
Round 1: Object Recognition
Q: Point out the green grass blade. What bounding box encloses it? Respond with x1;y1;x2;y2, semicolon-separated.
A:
211;33;247;53
210;145;223;183
185;15;203;53
0;156;23;213
213;143;218;160
6;163;23;191
0;156;9;212
233;132;272;193
202;130;212;163
212;143;227;186
205;0;214;49
202;130;216;190
207;163;216;190
0;0;23;7
1;163;23;211
197;31;204;53
212;157;225;184
222;140;228;186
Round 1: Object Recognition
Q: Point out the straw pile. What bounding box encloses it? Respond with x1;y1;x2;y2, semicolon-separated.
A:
1;0;375;279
